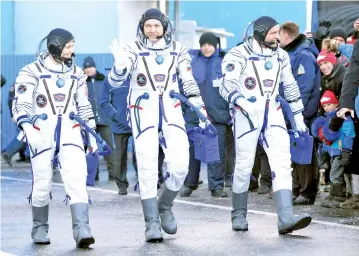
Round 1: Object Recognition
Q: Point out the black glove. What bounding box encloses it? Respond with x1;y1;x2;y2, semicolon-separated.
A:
340;149;352;167
329;115;344;131
315;20;332;39
335;52;342;58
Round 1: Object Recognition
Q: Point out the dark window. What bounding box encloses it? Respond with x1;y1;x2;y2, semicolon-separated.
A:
317;1;359;35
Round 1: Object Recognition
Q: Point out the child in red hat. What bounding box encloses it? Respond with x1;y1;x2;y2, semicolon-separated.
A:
311;90;355;208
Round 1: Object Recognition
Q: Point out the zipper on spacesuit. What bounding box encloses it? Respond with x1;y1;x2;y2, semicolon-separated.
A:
158;94;168;148
259;95;270;148
159;95;168;122
52;107;63;169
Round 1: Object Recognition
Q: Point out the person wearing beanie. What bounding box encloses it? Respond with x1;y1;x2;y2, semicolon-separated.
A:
199;32;218;55
12;28;96;248
311;90;355;209
108;8;208;242
317;49;346;103
320;90;339;110
220;15;312;235
278;21;321;205
82;56;115;184
326;27;352;67
336;38;359;210
180;32;231;199
329;27;348;44
317;50;337;75
45;28;75;66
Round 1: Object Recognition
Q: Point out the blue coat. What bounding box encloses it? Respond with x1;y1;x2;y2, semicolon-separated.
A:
100;78;132;134
312;110;355;157
280;36;321;121
184;50;230;125
86;72;110;126
338;44;354;60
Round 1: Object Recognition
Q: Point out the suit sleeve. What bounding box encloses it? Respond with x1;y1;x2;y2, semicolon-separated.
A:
177;43;201;96
76;70;96;129
12;65;38;129
219;47;246;105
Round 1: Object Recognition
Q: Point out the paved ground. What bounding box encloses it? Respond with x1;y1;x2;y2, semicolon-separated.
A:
1;160;359;256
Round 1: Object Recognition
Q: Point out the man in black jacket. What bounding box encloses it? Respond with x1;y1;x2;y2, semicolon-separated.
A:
83;56;115;182
337;40;359;117
335;40;359;209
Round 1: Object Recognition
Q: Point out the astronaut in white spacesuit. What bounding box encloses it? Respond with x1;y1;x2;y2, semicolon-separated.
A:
220;16;312;234
108;8;206;242
12;28;96;248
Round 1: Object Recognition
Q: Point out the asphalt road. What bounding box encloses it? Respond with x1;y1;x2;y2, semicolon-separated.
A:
1;162;359;256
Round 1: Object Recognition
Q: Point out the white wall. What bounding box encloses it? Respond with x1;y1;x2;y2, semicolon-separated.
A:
13;1;119;54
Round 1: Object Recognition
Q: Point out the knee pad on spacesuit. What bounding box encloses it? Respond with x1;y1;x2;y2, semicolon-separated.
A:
138;173;159;200
269;150;292;192
232;150;257;194
232;166;253;194
135;146;160;199
31;168;53;207
59;146;88;205
165;150;189;192
235;147;257;174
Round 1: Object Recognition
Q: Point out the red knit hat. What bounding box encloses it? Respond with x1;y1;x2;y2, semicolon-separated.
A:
317;50;337;65
320;90;338;106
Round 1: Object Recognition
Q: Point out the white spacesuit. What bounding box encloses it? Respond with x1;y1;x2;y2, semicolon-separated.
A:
220;16;311;234
12;28;96;248
108;8;206;242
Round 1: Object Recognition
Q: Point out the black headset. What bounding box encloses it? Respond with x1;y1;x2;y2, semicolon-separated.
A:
47;36;68;57
253;24;268;44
